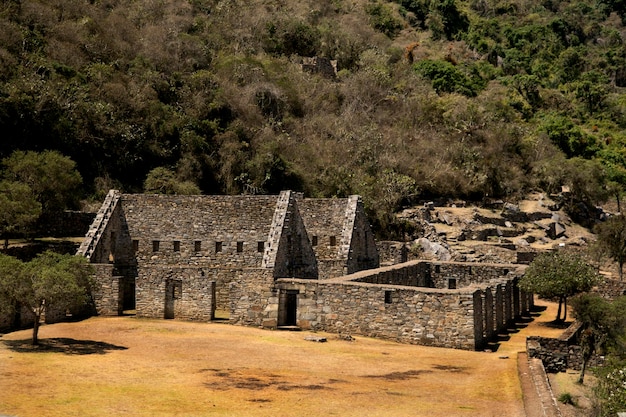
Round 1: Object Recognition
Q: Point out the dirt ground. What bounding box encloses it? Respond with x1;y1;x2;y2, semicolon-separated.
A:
0;299;576;417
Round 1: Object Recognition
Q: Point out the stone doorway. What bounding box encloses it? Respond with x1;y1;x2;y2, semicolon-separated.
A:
164;279;182;319
278;289;298;327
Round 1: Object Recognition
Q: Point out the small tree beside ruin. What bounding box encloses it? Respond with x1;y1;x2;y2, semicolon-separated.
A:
0;252;96;345
594;214;626;280
519;251;598;322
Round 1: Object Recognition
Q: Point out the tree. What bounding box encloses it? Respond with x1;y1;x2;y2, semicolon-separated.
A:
570;294;626;384
0;180;42;248
519;251;598;322
144;167;201;195
1;150;83;216
0;252;96;345
595;214;626;280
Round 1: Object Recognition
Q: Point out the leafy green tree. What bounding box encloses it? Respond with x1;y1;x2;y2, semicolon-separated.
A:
0;180;42;248
414;60;478;96
144;167;201;195
595;215;626;280
1;150;82;216
0;253;24;320
519;251;598;322
0;252;96;345
571;294;626;384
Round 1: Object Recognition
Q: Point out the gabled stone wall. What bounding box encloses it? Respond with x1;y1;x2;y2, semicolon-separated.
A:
123;194;279;269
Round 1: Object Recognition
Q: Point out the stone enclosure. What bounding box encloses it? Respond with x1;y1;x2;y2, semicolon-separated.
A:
77;190;531;350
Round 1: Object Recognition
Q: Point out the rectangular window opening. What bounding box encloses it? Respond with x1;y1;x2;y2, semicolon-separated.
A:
173;241;180;252
152;240;160;252
448;279;457;290
132;240;139;253
215;241;222;253
257;241;265;252
237;241;244;253
384;290;393;304
194;241;201;252
434;264;441;273
330;236;337;246
312;236;318;246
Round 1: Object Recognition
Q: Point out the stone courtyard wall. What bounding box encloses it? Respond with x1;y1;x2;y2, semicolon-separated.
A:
272;278;480;350
429;262;523;289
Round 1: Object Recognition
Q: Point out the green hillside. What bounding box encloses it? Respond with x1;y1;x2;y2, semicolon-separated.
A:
2;0;626;235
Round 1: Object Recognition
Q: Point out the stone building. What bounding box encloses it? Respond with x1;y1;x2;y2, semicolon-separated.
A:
78;190;530;351
78;190;378;320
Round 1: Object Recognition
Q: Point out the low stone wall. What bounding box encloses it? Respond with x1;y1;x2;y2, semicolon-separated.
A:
527;322;604;372
273;278;480;350
429;261;523;289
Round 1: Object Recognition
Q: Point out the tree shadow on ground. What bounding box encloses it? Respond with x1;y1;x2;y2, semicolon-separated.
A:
2;338;128;355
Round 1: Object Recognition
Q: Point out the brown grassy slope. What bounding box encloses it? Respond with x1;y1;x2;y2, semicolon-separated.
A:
0;300;563;417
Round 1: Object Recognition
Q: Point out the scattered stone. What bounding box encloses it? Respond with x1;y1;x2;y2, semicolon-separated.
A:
305;336;327;343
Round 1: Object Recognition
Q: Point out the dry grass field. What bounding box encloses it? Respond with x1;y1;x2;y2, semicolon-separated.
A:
0;300;566;417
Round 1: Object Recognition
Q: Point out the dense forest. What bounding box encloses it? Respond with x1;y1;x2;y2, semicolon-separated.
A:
2;0;626;234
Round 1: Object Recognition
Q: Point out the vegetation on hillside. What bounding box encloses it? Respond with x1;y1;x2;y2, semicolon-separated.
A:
1;0;626;235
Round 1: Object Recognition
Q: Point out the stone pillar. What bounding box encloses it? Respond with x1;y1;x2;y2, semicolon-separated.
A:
495;283;505;333
504;281;513;325
513;278;520;319
484;287;495;341
473;290;484;351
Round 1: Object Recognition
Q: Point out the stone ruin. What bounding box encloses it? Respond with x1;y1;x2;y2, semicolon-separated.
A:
70;189;531;351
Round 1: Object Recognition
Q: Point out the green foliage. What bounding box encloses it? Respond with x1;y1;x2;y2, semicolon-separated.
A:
593;358;626;416
571;294;626;384
144;167;201;195
0;180;41;247
0;251;96;344
520;251;598;321
427;0;469;40
557;392;576;405
365;2;404;38
0;0;624;238
1;150;82;215
594;215;626;280
537;115;600;158
413;60;480;96
263;19;321;57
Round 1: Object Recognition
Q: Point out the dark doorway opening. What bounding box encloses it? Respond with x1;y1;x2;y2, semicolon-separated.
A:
278;289;299;328
165;279;182;319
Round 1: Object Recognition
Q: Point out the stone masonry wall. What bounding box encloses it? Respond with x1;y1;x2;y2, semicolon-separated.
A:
229;269;277;327
344;196;379;274
298;198;347;263
90;264;121;316
136;265;215;321
429;262;524;289
272;278;480;350
123;194;279;269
